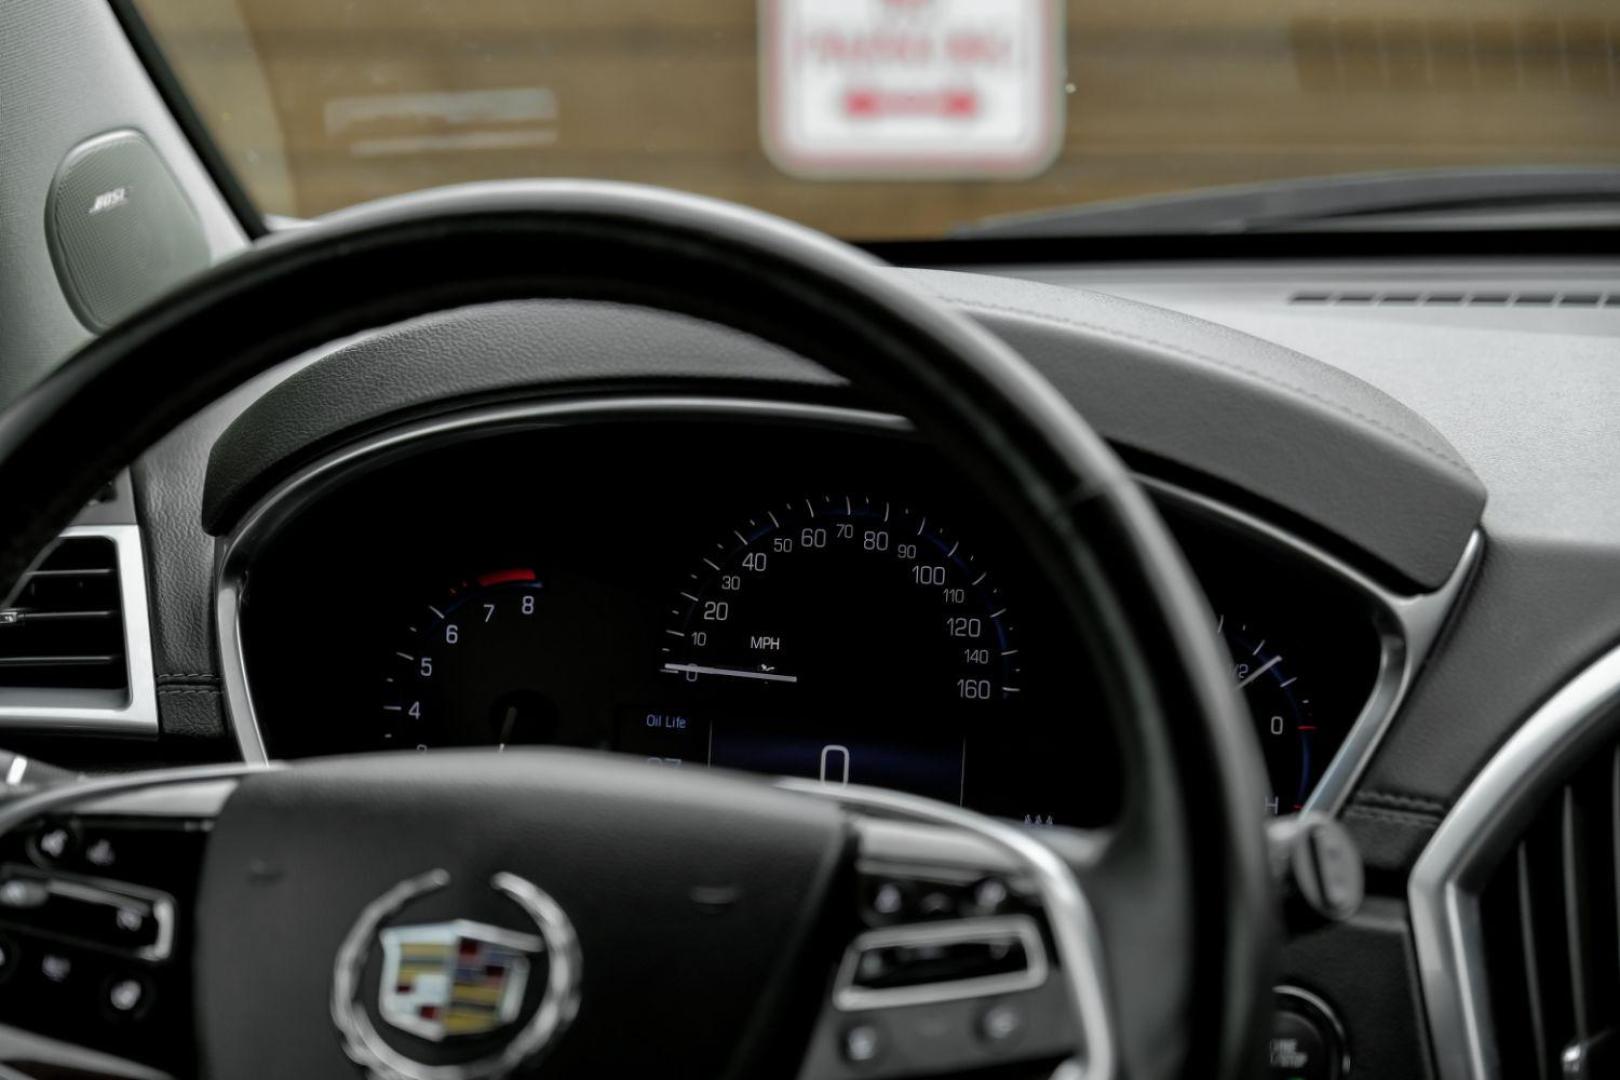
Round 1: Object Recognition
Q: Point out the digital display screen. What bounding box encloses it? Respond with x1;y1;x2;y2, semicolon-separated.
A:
616;707;965;805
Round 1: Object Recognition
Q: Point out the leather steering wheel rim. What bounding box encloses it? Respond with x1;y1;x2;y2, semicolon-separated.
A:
0;180;1274;1080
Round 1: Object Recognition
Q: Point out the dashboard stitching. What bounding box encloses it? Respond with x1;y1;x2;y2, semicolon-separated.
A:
1356;789;1446;813
938;296;1474;476
1343;805;1442;828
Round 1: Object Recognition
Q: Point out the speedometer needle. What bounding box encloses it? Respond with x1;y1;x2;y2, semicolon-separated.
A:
662;663;800;684
1236;655;1282;689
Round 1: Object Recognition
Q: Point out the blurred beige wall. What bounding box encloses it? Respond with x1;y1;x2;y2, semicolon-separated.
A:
137;0;1620;237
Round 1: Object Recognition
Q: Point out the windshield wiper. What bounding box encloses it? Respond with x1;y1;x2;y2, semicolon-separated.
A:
954;167;1620;238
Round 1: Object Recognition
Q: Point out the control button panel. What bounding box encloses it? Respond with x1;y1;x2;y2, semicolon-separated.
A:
0;813;208;1075
801;862;1078;1080
0;864;173;960
860;873;1017;926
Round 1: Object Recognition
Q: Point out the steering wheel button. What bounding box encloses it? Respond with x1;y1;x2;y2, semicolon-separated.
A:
977;1001;1027;1047
971;877;1010;914
106;976;146;1014
84;838;116;870
39;953;71;984
0;878;48;909
31;826;74;866
863;879;914;924
841;1022;884;1065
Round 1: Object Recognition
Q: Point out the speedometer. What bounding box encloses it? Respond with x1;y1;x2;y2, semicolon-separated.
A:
645;494;1023;804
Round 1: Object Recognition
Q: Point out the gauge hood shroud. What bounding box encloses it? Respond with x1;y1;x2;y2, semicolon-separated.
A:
201;273;1482;593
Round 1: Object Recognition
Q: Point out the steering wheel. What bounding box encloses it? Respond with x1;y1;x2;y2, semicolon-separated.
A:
0;183;1273;1080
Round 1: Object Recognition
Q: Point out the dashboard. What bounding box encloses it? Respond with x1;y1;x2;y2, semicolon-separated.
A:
232;410;1385;826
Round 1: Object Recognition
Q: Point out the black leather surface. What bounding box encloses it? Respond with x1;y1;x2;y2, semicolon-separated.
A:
131;364;308;740
197;751;851;1079
0;181;1276;1080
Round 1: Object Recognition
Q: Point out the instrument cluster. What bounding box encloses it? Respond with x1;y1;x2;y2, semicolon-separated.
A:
235;417;1382;825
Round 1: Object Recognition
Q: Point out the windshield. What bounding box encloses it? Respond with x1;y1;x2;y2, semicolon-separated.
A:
132;0;1620;240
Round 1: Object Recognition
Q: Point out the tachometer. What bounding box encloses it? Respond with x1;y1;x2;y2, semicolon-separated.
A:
382;568;561;749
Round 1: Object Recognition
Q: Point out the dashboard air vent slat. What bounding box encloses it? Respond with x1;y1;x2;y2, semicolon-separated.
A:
1478;750;1620;1078
0;536;128;691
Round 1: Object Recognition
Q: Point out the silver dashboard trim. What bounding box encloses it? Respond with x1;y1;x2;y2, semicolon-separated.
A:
0;524;159;736
1410;641;1620;1080
1141;479;1482;816
214;394;1480;831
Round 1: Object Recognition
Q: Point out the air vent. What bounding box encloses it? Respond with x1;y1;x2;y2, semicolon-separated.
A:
0;526;156;734
1288;291;1619;308
0;536;127;690
1476;750;1620;1079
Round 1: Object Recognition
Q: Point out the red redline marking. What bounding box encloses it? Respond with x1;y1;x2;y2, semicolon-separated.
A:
476;568;538;587
1297;725;1317;732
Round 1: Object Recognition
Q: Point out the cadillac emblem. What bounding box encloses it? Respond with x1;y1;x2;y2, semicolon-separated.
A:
332;869;581;1080
377;919;541;1041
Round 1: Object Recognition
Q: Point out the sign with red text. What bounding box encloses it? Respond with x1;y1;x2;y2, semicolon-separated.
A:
761;0;1064;179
